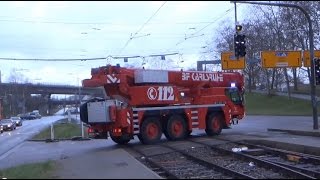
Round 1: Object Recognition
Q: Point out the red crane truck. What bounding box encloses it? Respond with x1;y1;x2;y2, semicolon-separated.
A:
80;64;245;144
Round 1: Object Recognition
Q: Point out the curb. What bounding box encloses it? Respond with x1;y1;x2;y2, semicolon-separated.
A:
267;128;320;137
27;137;91;142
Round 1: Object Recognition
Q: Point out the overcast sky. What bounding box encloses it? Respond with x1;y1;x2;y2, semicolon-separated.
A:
0;1;247;86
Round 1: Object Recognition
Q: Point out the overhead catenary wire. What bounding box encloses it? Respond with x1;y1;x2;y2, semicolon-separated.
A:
132;1;167;37
0;57;107;61
118;1;167;54
0;2;236;63
172;5;239;49
0;18;238;25
0;53;179;62
190;5;238;36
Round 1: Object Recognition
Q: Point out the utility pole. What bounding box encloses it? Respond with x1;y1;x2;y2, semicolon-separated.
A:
234;2;238;56
232;1;318;130
234;2;237;29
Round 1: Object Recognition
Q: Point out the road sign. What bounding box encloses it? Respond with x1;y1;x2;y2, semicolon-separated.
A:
261;50;302;68
221;51;245;70
303;50;320;67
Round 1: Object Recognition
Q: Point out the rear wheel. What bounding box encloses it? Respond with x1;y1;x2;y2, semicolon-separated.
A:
164;115;187;141
110;133;131;145
139;117;162;144
205;112;223;136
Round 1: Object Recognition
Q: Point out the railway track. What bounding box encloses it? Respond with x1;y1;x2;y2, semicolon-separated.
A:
201;137;320;179
127;143;253;179
124;145;179;179
126;136;317;179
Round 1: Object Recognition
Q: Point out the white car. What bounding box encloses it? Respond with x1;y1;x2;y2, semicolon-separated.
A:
10;116;23;126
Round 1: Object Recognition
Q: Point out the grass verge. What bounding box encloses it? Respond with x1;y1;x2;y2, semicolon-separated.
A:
31;118;88;140
0;161;57;179
245;92;320;116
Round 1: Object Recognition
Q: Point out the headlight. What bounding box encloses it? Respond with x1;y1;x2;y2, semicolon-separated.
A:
8;124;11;127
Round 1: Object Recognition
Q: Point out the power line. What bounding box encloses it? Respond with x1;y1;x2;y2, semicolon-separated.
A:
176;33;205;46
0;19;240;25
133;1;167;37
118;1;167;54
191;5;241;36
0;57;106;61
0;17;240;26
0;19;113;25
0;53;180;62
166;5;237;53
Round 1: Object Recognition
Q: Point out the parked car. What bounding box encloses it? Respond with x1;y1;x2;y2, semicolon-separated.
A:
30;112;41;119
0;119;16;131
10;116;23;126
63;107;79;115
18;113;37;120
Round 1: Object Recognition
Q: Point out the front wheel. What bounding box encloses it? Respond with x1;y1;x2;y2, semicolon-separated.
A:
139;117;162;144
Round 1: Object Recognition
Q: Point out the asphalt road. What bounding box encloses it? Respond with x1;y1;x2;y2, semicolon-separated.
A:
0;114;319;176
0;115;64;158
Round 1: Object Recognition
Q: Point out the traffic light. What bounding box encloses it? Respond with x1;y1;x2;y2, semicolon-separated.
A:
236;25;242;32
234;34;246;58
314;58;320;85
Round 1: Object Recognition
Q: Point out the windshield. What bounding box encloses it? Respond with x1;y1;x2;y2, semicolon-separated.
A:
1;120;12;123
11;117;20;120
226;88;243;105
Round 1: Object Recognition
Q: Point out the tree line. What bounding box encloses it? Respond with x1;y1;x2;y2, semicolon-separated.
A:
205;1;320;98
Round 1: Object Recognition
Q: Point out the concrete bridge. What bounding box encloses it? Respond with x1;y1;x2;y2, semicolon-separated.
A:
0;82;104;116
0;83;103;95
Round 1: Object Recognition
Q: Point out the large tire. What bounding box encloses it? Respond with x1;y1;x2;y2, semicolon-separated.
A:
139;117;162;145
110;133;131;145
205;112;223;136
164;115;187;141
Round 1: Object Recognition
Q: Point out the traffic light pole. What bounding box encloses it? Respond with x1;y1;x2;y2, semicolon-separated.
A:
234;2;238;60
234;2;237;28
232;1;318;130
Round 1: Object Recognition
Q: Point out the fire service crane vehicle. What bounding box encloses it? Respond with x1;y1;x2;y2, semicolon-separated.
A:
80;64;245;145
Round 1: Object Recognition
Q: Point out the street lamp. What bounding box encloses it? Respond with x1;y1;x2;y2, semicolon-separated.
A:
67;73;81;120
